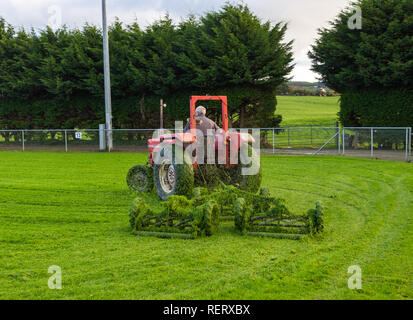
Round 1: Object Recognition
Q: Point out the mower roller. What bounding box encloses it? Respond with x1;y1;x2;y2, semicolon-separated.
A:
127;96;262;200
129;183;324;239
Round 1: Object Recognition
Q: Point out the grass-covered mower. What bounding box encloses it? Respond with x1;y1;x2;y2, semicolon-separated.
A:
234;196;324;240
195;183;324;239
127;95;262;200
129;183;324;239
129;196;220;239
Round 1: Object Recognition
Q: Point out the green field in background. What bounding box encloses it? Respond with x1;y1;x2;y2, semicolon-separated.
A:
0;152;411;299
276;96;340;127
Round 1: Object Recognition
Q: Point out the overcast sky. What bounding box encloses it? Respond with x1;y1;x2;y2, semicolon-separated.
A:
0;0;352;81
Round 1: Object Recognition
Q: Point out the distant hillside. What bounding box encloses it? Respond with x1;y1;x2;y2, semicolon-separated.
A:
289;81;327;89
276;82;338;96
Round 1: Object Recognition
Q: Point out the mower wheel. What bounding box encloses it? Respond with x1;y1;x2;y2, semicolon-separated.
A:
201;200;220;236
232;145;262;194
126;165;153;192
153;144;194;201
234;198;251;233
129;197;151;230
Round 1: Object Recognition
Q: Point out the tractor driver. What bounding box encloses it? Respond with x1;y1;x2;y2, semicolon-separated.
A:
184;106;220;162
184;106;220;135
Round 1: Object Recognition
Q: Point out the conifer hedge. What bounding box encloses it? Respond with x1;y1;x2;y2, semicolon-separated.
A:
309;0;413;127
339;88;413;127
0;4;293;131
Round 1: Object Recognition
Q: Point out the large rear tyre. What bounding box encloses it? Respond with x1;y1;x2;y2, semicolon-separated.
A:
126;165;153;192
153;144;194;201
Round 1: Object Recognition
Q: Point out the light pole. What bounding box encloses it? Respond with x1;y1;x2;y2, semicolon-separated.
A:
160;99;167;133
102;0;113;151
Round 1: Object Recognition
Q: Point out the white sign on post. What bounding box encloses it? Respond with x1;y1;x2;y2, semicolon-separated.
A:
75;132;82;139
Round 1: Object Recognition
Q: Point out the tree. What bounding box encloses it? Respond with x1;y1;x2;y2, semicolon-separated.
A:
309;0;413;127
0;3;294;130
182;4;294;128
142;15;179;97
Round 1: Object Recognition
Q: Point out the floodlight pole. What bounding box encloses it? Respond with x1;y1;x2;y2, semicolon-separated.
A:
102;0;113;151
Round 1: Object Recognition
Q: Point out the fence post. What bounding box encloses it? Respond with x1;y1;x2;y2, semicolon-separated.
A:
338;126;341;154
335;121;339;151
310;125;313;145
371;128;374;158
406;128;409;161
342;128;345;155
64;130;68;152
288;128;290;147
272;128;275;154
22;130;24;152
99;124;106;151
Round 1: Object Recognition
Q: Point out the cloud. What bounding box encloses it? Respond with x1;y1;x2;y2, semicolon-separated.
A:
0;0;352;81
246;0;352;81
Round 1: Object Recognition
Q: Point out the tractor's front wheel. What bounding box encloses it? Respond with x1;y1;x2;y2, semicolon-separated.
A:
153;145;194;201
126;165;153;192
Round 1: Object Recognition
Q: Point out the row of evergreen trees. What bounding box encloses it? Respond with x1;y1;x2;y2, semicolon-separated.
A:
309;0;413;128
0;4;294;130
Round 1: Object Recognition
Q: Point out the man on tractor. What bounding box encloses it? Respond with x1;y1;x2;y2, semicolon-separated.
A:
184;105;221;164
126;96;262;201
183;106;220;135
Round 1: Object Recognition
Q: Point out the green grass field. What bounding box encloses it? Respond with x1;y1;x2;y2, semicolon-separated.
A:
0;152;412;300
276;96;340;127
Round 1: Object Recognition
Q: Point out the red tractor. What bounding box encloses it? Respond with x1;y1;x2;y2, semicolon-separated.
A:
127;96;262;200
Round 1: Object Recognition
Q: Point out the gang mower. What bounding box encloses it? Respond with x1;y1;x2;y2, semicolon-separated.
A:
127;96;262;201
128;183;324;239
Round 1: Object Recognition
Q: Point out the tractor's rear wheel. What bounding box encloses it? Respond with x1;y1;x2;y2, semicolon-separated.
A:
153;145;194;201
126;165;153;192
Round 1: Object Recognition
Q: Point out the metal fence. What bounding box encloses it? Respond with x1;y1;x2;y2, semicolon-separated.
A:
0;127;411;161
342;127;412;161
